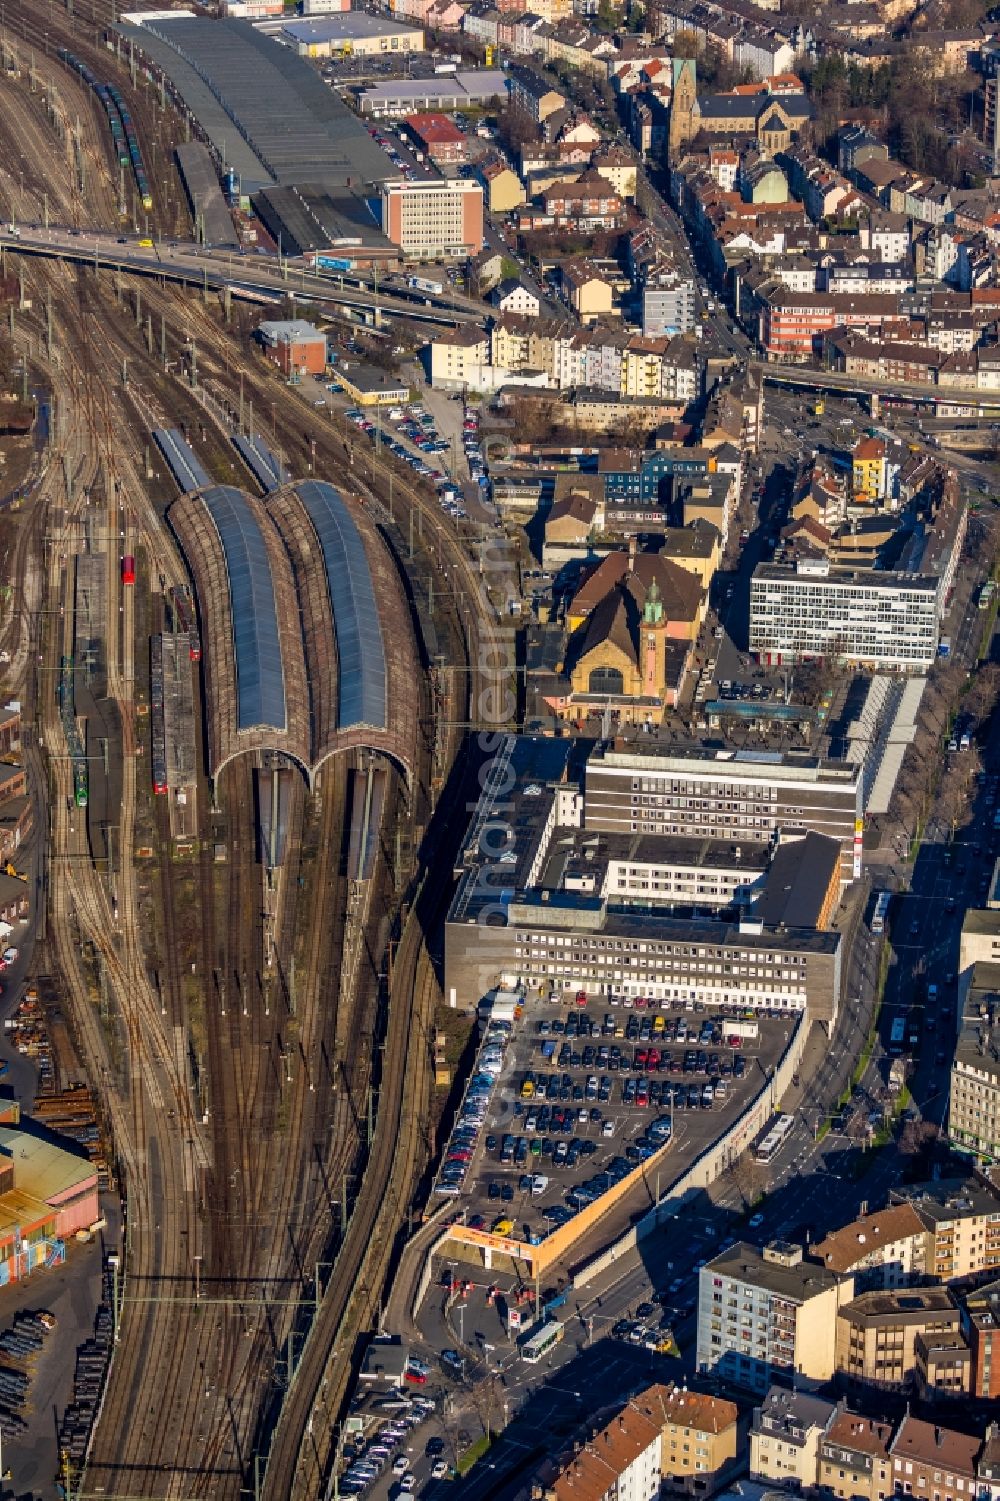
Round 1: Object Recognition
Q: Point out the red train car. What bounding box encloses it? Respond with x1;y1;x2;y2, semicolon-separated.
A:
121;555;136;586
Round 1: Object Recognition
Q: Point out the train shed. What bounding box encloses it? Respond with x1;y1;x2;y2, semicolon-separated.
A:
169;481;418;787
168;486;312;781
267;481;418;780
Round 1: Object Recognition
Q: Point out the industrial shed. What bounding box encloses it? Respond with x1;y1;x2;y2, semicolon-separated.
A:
169;482;417;786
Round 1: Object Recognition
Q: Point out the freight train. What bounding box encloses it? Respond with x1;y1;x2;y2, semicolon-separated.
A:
150;636;167;796
57;49;153;211
58;655;88;808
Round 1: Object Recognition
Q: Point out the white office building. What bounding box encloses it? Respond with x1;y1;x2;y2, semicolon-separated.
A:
750;560;940;671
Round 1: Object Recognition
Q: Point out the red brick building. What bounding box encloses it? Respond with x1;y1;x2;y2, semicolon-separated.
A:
404;113;468;164
257;319;328;377
963;1280;1000;1398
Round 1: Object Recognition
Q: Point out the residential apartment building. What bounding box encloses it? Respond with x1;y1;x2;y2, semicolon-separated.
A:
750;1388;838;1489
853;436;890;500
750;561;941;672
380;178;483;260
811;1205;930;1290
697;1241;851;1394
891;1180;1000;1282
506;63;567;122
889;1415;980;1501
643;272;697;336
646;1384;740;1496
819;1412;894;1501
834;1287;962;1392
540;1392;663;1501
428;324;490;389
950;997;1000;1163
584;740;863;883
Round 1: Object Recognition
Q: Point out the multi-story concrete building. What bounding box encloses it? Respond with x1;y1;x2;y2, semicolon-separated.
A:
257;318;328;376
811;1204;930;1290
444;736;845;1016
819;1411;894;1501
380;178;483;260
959;910;1000;981
750;561;941;672
750;1388;839;1489
834;1287;962;1392
697;1241;851;1393
642;271;697;336
891;1179;1000;1282
584;740;863;882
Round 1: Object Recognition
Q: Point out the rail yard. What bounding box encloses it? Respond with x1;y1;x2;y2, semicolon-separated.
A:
0;0;511;1494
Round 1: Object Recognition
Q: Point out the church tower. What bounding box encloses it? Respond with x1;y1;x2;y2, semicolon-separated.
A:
668;56;698;163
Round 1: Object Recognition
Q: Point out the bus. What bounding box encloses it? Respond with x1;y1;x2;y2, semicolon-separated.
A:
752;1113;794;1164
121;555;135;586
871;890;891;936
889;1017;906;1055
519;1320;564;1364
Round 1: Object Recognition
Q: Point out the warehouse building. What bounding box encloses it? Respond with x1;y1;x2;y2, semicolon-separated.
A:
280;14;424;57
252;183;397;265
381;177;483;260
444;735;844;1021
357;69;507;117
750;560;941;671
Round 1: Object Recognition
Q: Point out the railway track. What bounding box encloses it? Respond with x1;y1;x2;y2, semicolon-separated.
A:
0;175;503;1495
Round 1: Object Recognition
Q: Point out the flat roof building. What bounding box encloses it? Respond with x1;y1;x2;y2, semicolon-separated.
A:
280;14;424;56
381;177;483;260
697;1240;851;1393
445;736;844;1019
257;318;328;376
834;1287;963;1392
750;561;941;672
584;738;863;883
357;69;507;117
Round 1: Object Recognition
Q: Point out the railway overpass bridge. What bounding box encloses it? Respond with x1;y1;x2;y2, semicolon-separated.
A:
751;358;1000;417
0;224;475;328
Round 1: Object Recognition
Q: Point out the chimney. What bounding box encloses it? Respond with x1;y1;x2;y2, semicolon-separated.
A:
628;534;638;563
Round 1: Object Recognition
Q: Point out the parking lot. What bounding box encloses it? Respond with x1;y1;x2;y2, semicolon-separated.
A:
434;990;792;1263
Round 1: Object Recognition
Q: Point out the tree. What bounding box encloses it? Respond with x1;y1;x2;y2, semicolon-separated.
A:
496;104;540;157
